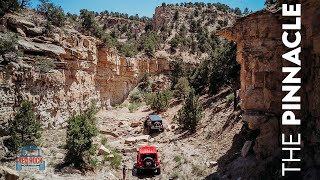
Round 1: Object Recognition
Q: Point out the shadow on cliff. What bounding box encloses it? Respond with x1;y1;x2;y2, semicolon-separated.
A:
204;122;260;180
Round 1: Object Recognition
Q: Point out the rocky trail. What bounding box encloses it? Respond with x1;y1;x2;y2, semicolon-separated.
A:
1;93;244;180
94;96;243;180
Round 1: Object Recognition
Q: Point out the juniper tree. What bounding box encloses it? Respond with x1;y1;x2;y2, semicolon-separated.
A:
0;0;20;17
151;90;172;112
65;101;98;167
177;89;202;132
174;77;191;100
7;101;41;152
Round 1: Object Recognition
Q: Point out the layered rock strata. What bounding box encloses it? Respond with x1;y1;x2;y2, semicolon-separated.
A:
0;12;170;130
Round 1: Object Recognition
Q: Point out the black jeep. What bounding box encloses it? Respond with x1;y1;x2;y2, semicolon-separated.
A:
144;115;164;134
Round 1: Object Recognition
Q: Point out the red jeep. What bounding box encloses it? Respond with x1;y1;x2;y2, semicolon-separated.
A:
135;146;161;175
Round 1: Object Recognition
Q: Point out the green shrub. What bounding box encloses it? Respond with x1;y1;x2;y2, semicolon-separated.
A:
0;0;20;17
128;102;142;113
7;101;42;152
37;0;66;27
0;33;18;55
150;90;172;112
80;9;118;48
171;57;186;87
174;155;183;165
174;77;190;99
138;31;160;56
79;9;95;29
130;90;143;103
226;93;235;102
104;150;122;169
190;42;239;94
38;58;56;73
170;171;180;179
169;35;180;52
145;92;156;106
48;6;65;27
208;42;239;94
89;155;99;168
177;89;202;132
119;43;138;57
101;137;108;146
65;101;98;167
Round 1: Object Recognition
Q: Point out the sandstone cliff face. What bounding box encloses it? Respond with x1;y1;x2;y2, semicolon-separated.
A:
218;9;285;160
0;12;170;131
218;0;320;177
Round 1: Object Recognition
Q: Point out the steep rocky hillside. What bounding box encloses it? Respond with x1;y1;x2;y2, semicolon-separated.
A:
95;14;147;42
152;3;237;63
94;3;238;63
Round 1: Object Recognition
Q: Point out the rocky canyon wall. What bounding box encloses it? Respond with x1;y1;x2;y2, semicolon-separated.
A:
218;0;320;177
0;12;170;131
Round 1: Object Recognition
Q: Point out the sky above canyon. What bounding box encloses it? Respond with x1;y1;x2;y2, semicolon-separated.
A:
29;0;265;17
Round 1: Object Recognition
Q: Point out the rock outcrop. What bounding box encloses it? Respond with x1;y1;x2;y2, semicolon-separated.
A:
0;11;170;130
0;166;19;180
218;0;320;178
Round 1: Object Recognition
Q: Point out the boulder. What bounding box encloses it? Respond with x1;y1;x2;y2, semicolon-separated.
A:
241;141;253;157
206;161;218;168
123;147;137;153
130;122;141;128
100;130;119;137
16;28;26;37
0;166;19;180
55;153;64;159
98;145;111;155
118;121;124;126
32;174;46;180
25;27;45;36
124;135;150;145
107;154;114;158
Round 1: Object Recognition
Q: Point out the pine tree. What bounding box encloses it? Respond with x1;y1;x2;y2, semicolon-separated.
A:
7;101;42;152
151;90;172;112
243;8;249;16
174;77;191;100
0;0;20;17
65;101;98;167
177;89;202;132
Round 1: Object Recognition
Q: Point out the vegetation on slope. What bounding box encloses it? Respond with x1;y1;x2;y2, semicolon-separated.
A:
6;101;42;152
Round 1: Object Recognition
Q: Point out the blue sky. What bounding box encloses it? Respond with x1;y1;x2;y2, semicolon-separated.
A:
29;0;265;17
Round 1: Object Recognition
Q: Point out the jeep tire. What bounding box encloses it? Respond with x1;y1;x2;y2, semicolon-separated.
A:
155;167;161;175
137;168;142;176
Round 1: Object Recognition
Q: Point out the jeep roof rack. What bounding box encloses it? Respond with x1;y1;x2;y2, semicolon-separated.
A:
148;115;161;121
139;146;157;154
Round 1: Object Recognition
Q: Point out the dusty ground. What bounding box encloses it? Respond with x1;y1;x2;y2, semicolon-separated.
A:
1;93;243;180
